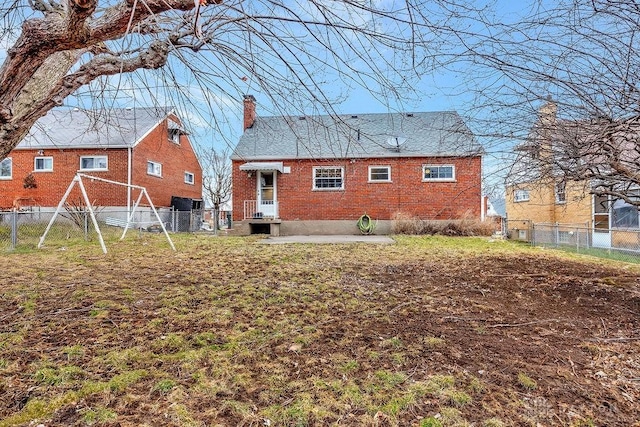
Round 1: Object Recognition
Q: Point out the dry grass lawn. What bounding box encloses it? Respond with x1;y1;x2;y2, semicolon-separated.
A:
1;234;639;426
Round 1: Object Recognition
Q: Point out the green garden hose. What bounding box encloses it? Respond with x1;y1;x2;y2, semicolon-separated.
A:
357;213;376;234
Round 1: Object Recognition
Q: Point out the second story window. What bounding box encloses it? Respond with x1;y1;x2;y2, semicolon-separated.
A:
514;189;530;202
34;157;53;172
555;181;566;204
147;161;162;177
80;156;108;171
169;129;180;144
0;158;12;179
184;171;195;184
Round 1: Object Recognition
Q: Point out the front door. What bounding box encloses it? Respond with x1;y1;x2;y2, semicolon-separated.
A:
258;171;277;218
592;194;611;248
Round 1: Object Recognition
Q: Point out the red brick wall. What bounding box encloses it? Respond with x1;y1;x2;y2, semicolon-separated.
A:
0;148;129;209
232;156;482;221
131;116;203;207
0;115;202;209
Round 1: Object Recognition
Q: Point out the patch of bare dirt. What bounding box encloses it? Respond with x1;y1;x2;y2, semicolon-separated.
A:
0;239;639;426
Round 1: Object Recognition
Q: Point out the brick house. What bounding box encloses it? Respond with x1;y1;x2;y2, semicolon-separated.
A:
505;100;640;249
230;96;483;235
0;107;203;211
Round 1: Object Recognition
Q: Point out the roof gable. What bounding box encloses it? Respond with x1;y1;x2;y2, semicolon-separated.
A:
232;111;482;160
16;107;174;150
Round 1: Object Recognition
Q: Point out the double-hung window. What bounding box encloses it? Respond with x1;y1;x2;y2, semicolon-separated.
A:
80;156;108;171
0;158;12;179
514;189;530;202
369;166;391;182
34;157;53;172
423;165;455;181
147;161;162;177
555;181;566;204
313;166;344;190
184;171;195;184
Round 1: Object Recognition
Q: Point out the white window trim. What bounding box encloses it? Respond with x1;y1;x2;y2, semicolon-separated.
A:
169;129;181;144
555;182;566;204
147;161;163;177
34;156;53;172
422;164;456;182
0;157;12;180
514;189;530;202
312;166;344;191
80;155;108;171
184;171;195;185
368;165;391;183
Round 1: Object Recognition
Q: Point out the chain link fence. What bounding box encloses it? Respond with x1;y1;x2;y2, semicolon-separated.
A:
507;220;640;263
0;208;205;252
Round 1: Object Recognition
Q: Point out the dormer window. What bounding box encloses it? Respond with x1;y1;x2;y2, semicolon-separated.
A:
168;119;183;144
169;129;180;144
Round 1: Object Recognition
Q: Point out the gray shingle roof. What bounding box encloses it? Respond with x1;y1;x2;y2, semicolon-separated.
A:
231;111;482;160
16;107;174;150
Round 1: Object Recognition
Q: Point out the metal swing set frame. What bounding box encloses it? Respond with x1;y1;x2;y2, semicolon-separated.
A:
38;173;175;253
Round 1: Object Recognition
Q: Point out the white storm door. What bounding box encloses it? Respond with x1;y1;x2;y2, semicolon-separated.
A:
257;171;277;217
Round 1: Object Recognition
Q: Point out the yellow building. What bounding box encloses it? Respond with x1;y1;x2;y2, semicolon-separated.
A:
505;100;639;249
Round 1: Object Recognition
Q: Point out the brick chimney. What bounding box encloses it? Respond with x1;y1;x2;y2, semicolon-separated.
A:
243;95;256;131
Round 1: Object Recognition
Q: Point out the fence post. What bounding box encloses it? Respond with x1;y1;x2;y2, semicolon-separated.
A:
531;223;536;247
10;210;17;250
576;228;580;252
84;211;89;241
554;222;559;247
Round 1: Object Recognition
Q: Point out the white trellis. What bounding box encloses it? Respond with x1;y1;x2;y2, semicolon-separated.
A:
38;173;175;253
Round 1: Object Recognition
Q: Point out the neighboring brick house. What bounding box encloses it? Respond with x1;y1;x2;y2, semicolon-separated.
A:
505;100;640;249
231;96;483;235
0;107;203;211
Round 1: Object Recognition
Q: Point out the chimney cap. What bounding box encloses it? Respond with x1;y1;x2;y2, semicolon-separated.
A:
244;94;256;101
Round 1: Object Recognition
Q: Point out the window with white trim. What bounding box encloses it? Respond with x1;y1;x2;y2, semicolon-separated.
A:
184;171;195;184
34;157;53;172
147;161;162;177
555;181;566;204
0;158;12;179
313;166;344;190
422;165;455;181
368;166;391;182
169;129;180;144
80;156;108;171
514;189;530;202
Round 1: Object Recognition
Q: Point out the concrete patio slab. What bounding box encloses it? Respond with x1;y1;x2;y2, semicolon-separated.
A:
260;235;395;244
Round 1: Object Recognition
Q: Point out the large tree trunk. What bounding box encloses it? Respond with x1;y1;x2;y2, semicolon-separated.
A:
0;0;202;160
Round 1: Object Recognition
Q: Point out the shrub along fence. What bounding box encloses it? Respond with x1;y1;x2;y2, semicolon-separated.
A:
0;208;205;251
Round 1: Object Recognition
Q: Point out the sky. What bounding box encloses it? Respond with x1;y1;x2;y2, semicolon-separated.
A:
0;0;560;196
